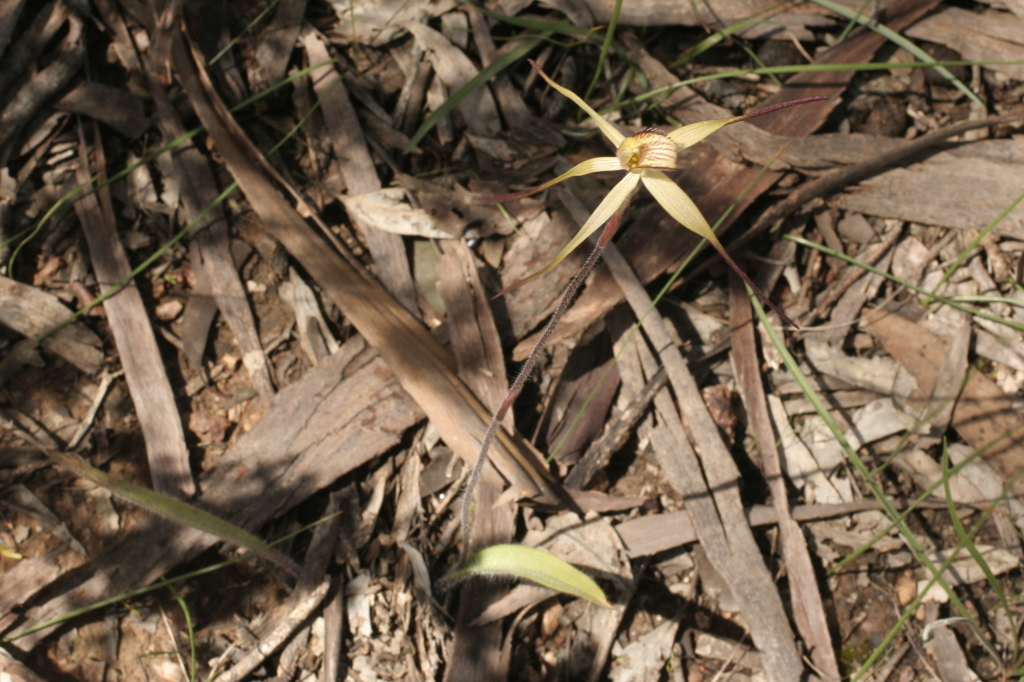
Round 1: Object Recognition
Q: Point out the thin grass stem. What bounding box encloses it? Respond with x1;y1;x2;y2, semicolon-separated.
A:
926;188;1024;305
851;471;1022;680
753;290;981;641
835;0;873;44
808;0;982;106
0;66;337;373
581;0;622;104
608;60;1021;112
785;235;1024;333
941;442;1015;658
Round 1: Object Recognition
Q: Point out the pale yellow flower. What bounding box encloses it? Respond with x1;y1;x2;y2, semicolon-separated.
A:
489;60;826;325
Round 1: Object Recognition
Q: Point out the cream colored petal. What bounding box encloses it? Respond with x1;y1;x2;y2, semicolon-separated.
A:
665;115;743;149
533;65;625;147
641;171;724;249
643;172;797;327
533;156;623;191
483;157;622;202
499;172;640;293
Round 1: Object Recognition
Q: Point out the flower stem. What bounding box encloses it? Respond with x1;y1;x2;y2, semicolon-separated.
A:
459;191;636;558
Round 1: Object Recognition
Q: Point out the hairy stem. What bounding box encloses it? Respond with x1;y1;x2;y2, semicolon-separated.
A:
459;193;635;558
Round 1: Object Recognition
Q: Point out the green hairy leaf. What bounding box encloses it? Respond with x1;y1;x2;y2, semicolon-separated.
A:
445;544;610;607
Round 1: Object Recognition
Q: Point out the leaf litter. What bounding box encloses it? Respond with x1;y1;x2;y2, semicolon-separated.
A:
0;0;1022;680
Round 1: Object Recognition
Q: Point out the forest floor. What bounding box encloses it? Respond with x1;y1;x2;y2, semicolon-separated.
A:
2;0;1024;681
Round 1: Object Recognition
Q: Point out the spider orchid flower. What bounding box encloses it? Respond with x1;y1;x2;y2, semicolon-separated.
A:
486;59;827;326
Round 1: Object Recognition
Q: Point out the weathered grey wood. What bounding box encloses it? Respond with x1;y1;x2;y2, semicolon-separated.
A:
175;28;561;507
436;240;512;428
0;16;83;159
302;28;419;315
583;0;831;38
55;83;148;139
0;274;102;374
5;335;424;651
145;61;276;402
253;0;308;90
599;235;803;682
73;126;193;498
0;1;65;100
840;140;1024;238
614;500;940;558
723;111;1024;278
906;7;1024;80
730;270;840;681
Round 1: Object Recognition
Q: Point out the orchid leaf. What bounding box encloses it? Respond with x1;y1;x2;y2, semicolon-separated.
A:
445;544;610;607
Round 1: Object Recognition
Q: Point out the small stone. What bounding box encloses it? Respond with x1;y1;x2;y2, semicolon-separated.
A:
219;353;240;372
121;229;151;250
154;299;183;320
891;237;931;285
852;333;874;351
837;213;876;244
895;569;917;605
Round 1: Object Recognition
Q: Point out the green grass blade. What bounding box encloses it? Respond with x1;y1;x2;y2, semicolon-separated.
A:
669;4;789;69
6;59;335;274
0;67;334;374
785;235;1024;334
162;578;197;682
835;0;873;44
581;0;623;103
404;33;548;153
945;295;1024;307
469;2;590;35
808;0;983;107
926;188;1024;305
210;0;282;65
831;428;1016;575
2;510;342;643
752;290;978;635
1;180;236;375
737;38;783;86
851;496;1003;679
607;60;1022;112
4;559;232;643
941;442;1015;649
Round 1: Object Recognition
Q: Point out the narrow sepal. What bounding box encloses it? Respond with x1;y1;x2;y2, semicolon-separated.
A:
493;172;641;297
642;171;797;327
665;97;829;148
641;171;718;243
528;59;625;147
666;116;744;148
476;157;621;204
739;96;830;122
